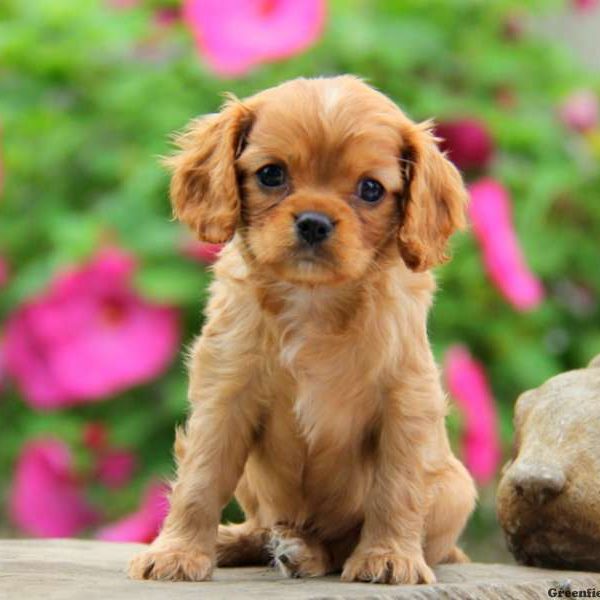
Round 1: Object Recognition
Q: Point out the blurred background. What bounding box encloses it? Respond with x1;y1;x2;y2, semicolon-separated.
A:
1;0;599;562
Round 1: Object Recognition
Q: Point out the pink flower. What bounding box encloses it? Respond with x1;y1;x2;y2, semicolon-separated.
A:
154;7;180;28
9;439;99;537
573;0;598;11
469;178;544;311
97;482;169;543
0;340;6;393
183;0;326;77
182;240;223;265
96;449;137;489
83;422;109;452
435;119;494;172
3;247;179;409
559;90;599;133
444;346;502;485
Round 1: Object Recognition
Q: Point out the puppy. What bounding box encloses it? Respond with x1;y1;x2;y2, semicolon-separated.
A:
129;76;476;585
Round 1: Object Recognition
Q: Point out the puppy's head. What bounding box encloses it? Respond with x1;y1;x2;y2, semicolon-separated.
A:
168;76;467;284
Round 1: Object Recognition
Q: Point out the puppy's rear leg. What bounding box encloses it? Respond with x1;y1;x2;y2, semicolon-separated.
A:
217;522;271;566
424;458;477;566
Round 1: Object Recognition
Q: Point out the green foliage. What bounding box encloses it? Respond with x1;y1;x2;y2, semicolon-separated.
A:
1;0;599;552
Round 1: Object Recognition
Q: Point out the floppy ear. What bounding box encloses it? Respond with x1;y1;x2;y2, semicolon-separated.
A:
398;122;468;272
166;98;253;243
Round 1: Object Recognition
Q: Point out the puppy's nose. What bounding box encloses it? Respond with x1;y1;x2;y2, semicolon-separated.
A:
295;212;334;246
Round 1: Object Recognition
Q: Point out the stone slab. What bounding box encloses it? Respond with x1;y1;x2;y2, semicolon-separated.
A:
2;538;600;599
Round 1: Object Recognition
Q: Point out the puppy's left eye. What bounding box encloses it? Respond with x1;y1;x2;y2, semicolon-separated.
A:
256;164;286;188
357;178;385;203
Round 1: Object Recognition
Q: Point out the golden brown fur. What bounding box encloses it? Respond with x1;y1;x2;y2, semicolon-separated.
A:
128;76;476;585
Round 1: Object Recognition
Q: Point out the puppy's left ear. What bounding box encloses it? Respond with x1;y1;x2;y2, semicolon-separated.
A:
166;97;253;243
398;122;468;272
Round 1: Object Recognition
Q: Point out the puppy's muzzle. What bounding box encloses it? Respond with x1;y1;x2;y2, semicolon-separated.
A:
294;212;334;246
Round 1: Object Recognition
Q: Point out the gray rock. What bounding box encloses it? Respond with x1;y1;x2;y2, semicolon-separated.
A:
497;354;600;570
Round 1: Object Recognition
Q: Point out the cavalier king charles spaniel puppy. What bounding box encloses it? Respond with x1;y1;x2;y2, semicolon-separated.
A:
129;76;476;585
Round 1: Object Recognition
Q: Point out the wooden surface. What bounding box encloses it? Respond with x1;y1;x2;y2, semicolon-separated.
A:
2;538;600;599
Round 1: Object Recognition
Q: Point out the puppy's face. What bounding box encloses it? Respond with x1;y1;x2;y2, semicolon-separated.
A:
237;82;405;285
168;77;467;284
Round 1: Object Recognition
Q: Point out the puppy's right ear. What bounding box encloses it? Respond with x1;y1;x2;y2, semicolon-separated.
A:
165;98;253;243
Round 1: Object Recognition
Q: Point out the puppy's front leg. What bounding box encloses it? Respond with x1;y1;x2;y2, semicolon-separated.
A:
129;336;262;582
342;385;439;585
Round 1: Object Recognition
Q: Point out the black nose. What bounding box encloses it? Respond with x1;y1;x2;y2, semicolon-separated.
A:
295;212;334;246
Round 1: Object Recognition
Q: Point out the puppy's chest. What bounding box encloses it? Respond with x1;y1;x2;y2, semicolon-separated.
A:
272;287;364;373
267;294;381;446
256;353;379;528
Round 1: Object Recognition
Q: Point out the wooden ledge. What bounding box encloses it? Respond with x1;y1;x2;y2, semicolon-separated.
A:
2;538;600;599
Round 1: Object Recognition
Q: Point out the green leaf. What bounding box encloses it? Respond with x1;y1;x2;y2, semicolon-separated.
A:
134;263;211;304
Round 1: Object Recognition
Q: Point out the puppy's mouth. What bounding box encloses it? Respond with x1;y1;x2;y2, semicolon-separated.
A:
289;245;335;268
266;244;346;285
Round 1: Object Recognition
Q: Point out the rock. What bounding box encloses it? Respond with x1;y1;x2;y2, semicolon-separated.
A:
497;354;600;570
3;538;600;599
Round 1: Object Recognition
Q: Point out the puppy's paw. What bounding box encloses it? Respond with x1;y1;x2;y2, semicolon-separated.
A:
341;548;435;585
270;529;330;578
128;547;214;582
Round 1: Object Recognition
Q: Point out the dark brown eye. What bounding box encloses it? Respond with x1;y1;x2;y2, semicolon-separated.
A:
257;164;286;188
357;178;385;203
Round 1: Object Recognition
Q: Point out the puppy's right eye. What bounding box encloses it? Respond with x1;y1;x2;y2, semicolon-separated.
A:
256;164;286;188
